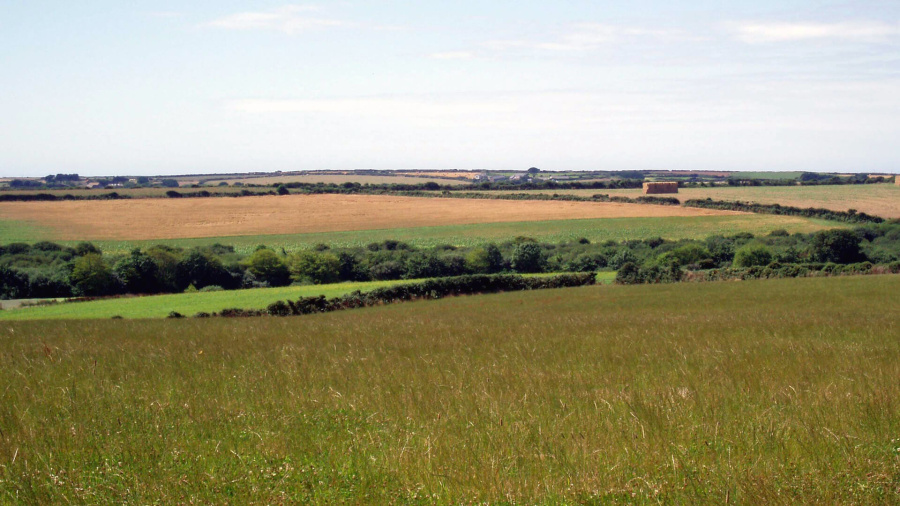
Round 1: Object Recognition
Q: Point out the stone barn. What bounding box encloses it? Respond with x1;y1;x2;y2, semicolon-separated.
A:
642;182;679;194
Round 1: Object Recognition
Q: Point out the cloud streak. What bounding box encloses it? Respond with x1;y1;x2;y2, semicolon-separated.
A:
731;21;900;43
480;24;689;53
204;5;347;34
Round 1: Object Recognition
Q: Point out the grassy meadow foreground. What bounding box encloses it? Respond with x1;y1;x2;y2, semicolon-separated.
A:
1;275;898;503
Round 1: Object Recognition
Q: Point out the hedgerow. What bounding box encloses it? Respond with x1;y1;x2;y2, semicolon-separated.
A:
203;273;597;318
683;198;884;224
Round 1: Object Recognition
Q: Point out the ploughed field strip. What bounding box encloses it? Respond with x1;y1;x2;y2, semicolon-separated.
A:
0;193;739;241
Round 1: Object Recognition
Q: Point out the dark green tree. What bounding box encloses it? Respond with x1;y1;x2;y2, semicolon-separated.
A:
248;248;291;286
70;254;119;296
733;244;773;267
175;251;233;290
811;229;865;264
511;242;547;273
465;244;504;273
289;251;341;284
114;249;161;294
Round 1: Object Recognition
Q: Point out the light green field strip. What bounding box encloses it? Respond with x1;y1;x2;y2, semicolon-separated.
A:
0;272;617;320
0;218;54;242
8;215;838;255
0;280;406;320
729;171;806;180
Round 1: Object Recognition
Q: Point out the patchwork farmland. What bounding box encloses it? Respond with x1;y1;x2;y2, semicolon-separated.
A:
1;172;899;503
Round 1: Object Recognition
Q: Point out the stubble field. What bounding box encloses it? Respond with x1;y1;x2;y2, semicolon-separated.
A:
1;275;898;503
479;184;900;218
0;194;740;242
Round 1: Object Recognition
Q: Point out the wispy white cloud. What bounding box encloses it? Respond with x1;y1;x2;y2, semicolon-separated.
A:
428;51;476;60
203;5;348;34
480;24;691;54
146;11;184;19
227;97;517;118
731;21;900;43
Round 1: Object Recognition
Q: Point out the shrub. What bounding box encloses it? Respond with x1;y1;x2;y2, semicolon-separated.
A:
248;249;291;287
175;251;235;291
70;254;120;296
289;251;341;284
511;243;548;273
810;229;865;264
733;244;773;268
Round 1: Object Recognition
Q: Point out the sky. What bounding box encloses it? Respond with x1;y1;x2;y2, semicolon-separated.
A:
1;1;899;176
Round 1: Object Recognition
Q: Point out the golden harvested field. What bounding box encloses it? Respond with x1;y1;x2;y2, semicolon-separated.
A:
397;170;482;179
0;194;739;241
481;184;900;218
203;174;469;186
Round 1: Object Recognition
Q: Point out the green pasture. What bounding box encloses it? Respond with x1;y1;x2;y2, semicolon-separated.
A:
0;280;407;320
0;215;839;255
0;219;52;243
1;275;898;503
729;171;806;180
0;272;617;320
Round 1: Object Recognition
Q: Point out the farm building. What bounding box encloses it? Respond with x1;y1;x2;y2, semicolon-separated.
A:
642;182;679;194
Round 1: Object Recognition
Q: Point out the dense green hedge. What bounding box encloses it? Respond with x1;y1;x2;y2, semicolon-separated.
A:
0;192;130;202
683;198;885;224
201;273;597;318
615;261;900;285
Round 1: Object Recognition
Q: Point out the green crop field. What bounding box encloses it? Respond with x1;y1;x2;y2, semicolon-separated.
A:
729;171;806;180
0;273;617;320
0;275;897;503
0;280;407;320
0;219;53;243
0;215;838;255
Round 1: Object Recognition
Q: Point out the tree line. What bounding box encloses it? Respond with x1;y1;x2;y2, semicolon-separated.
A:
3;223;900;301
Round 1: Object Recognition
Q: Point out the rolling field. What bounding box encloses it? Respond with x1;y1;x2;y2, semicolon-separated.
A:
1;275;898;503
0;194;739;242
1;214;837;255
477;184;900;218
0;273;617;320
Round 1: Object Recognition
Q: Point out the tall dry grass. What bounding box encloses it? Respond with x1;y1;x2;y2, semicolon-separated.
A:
0;275;898;503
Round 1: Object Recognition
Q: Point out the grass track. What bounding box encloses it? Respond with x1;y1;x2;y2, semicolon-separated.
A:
0;215;838;254
1;275;898;502
0;273;617;320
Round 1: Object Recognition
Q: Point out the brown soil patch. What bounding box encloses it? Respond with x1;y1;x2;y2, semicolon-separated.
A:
0;194;739;241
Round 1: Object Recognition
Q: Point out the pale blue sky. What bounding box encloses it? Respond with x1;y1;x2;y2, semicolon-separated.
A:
2;1;899;176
